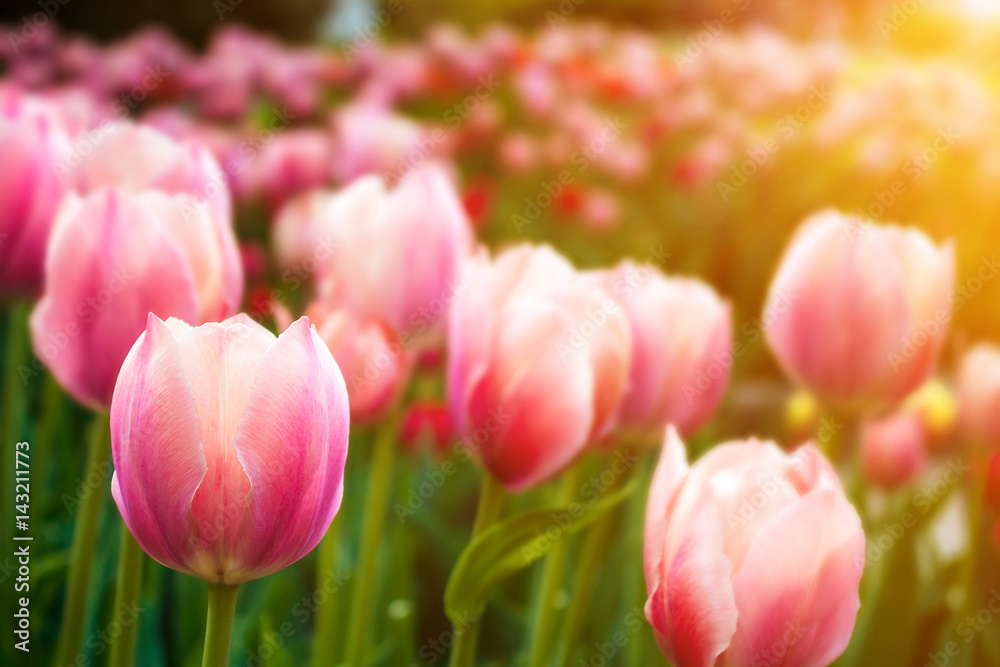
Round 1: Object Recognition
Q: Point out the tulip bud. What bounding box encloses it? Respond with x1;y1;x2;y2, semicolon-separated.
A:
764;210;954;412
644;427;864;667
860;410;926;490
0;91;72;294
111;314;349;584
447;244;631;491
604;261;732;439
30;187;243;410
957;344;1000;446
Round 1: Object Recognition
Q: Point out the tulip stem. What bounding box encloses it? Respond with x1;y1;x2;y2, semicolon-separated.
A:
448;472;506;667
555;463;623;666
56;411;112;666
202;583;241;667
344;413;401;666
108;527;145;667
526;465;582;667
310;516;341;667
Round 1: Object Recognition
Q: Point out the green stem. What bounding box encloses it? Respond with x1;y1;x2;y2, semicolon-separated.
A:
343;413;401;666
555;464;624;666
108;527;145;667
448;472;506;667
310;517;341;667
202;583;241;667
526;465;582;667
624;451;655;667
56;412;112;666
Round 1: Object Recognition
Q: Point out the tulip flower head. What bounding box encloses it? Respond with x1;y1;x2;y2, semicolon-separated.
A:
644;428;864;667
764;210;954;411
111;314;350;584
0;90;72;294
30;187;242;410
860;409;927;489
447;244;631;491
606;262;732;440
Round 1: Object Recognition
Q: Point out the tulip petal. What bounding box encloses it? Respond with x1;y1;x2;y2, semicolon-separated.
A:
230;317;349;581
644;426;689;593
727;488;865;667
646;483;738;667
110;314;207;576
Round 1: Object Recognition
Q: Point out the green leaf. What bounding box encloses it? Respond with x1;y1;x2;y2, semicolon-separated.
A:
444;478;638;624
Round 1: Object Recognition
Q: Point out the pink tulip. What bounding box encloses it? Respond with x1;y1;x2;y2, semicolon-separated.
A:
111;314;349;584
447;245;631;491
72;122;232;232
605;262;732;439
0;91;72;294
644;428;864;667
329;102;428;184
860;410;927;489
30;187;242;410
244;129;333;213
305;300;415;423
285;163;472;347
764;210;954;411
957;344;1000;445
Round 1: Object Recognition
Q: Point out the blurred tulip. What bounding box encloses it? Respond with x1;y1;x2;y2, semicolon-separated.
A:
860;410;927;489
245;129;333;212
330;102;428;183
604;262;732;439
580;188;622;232
0;91;72;294
30;187;242;410
302;163;472;347
447;244;631;491
957;344;1000;446
401;401;453;456
305;300;415;423
644;427;864;667
764;210;954;411
73;122;232;231
111;314;349;583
